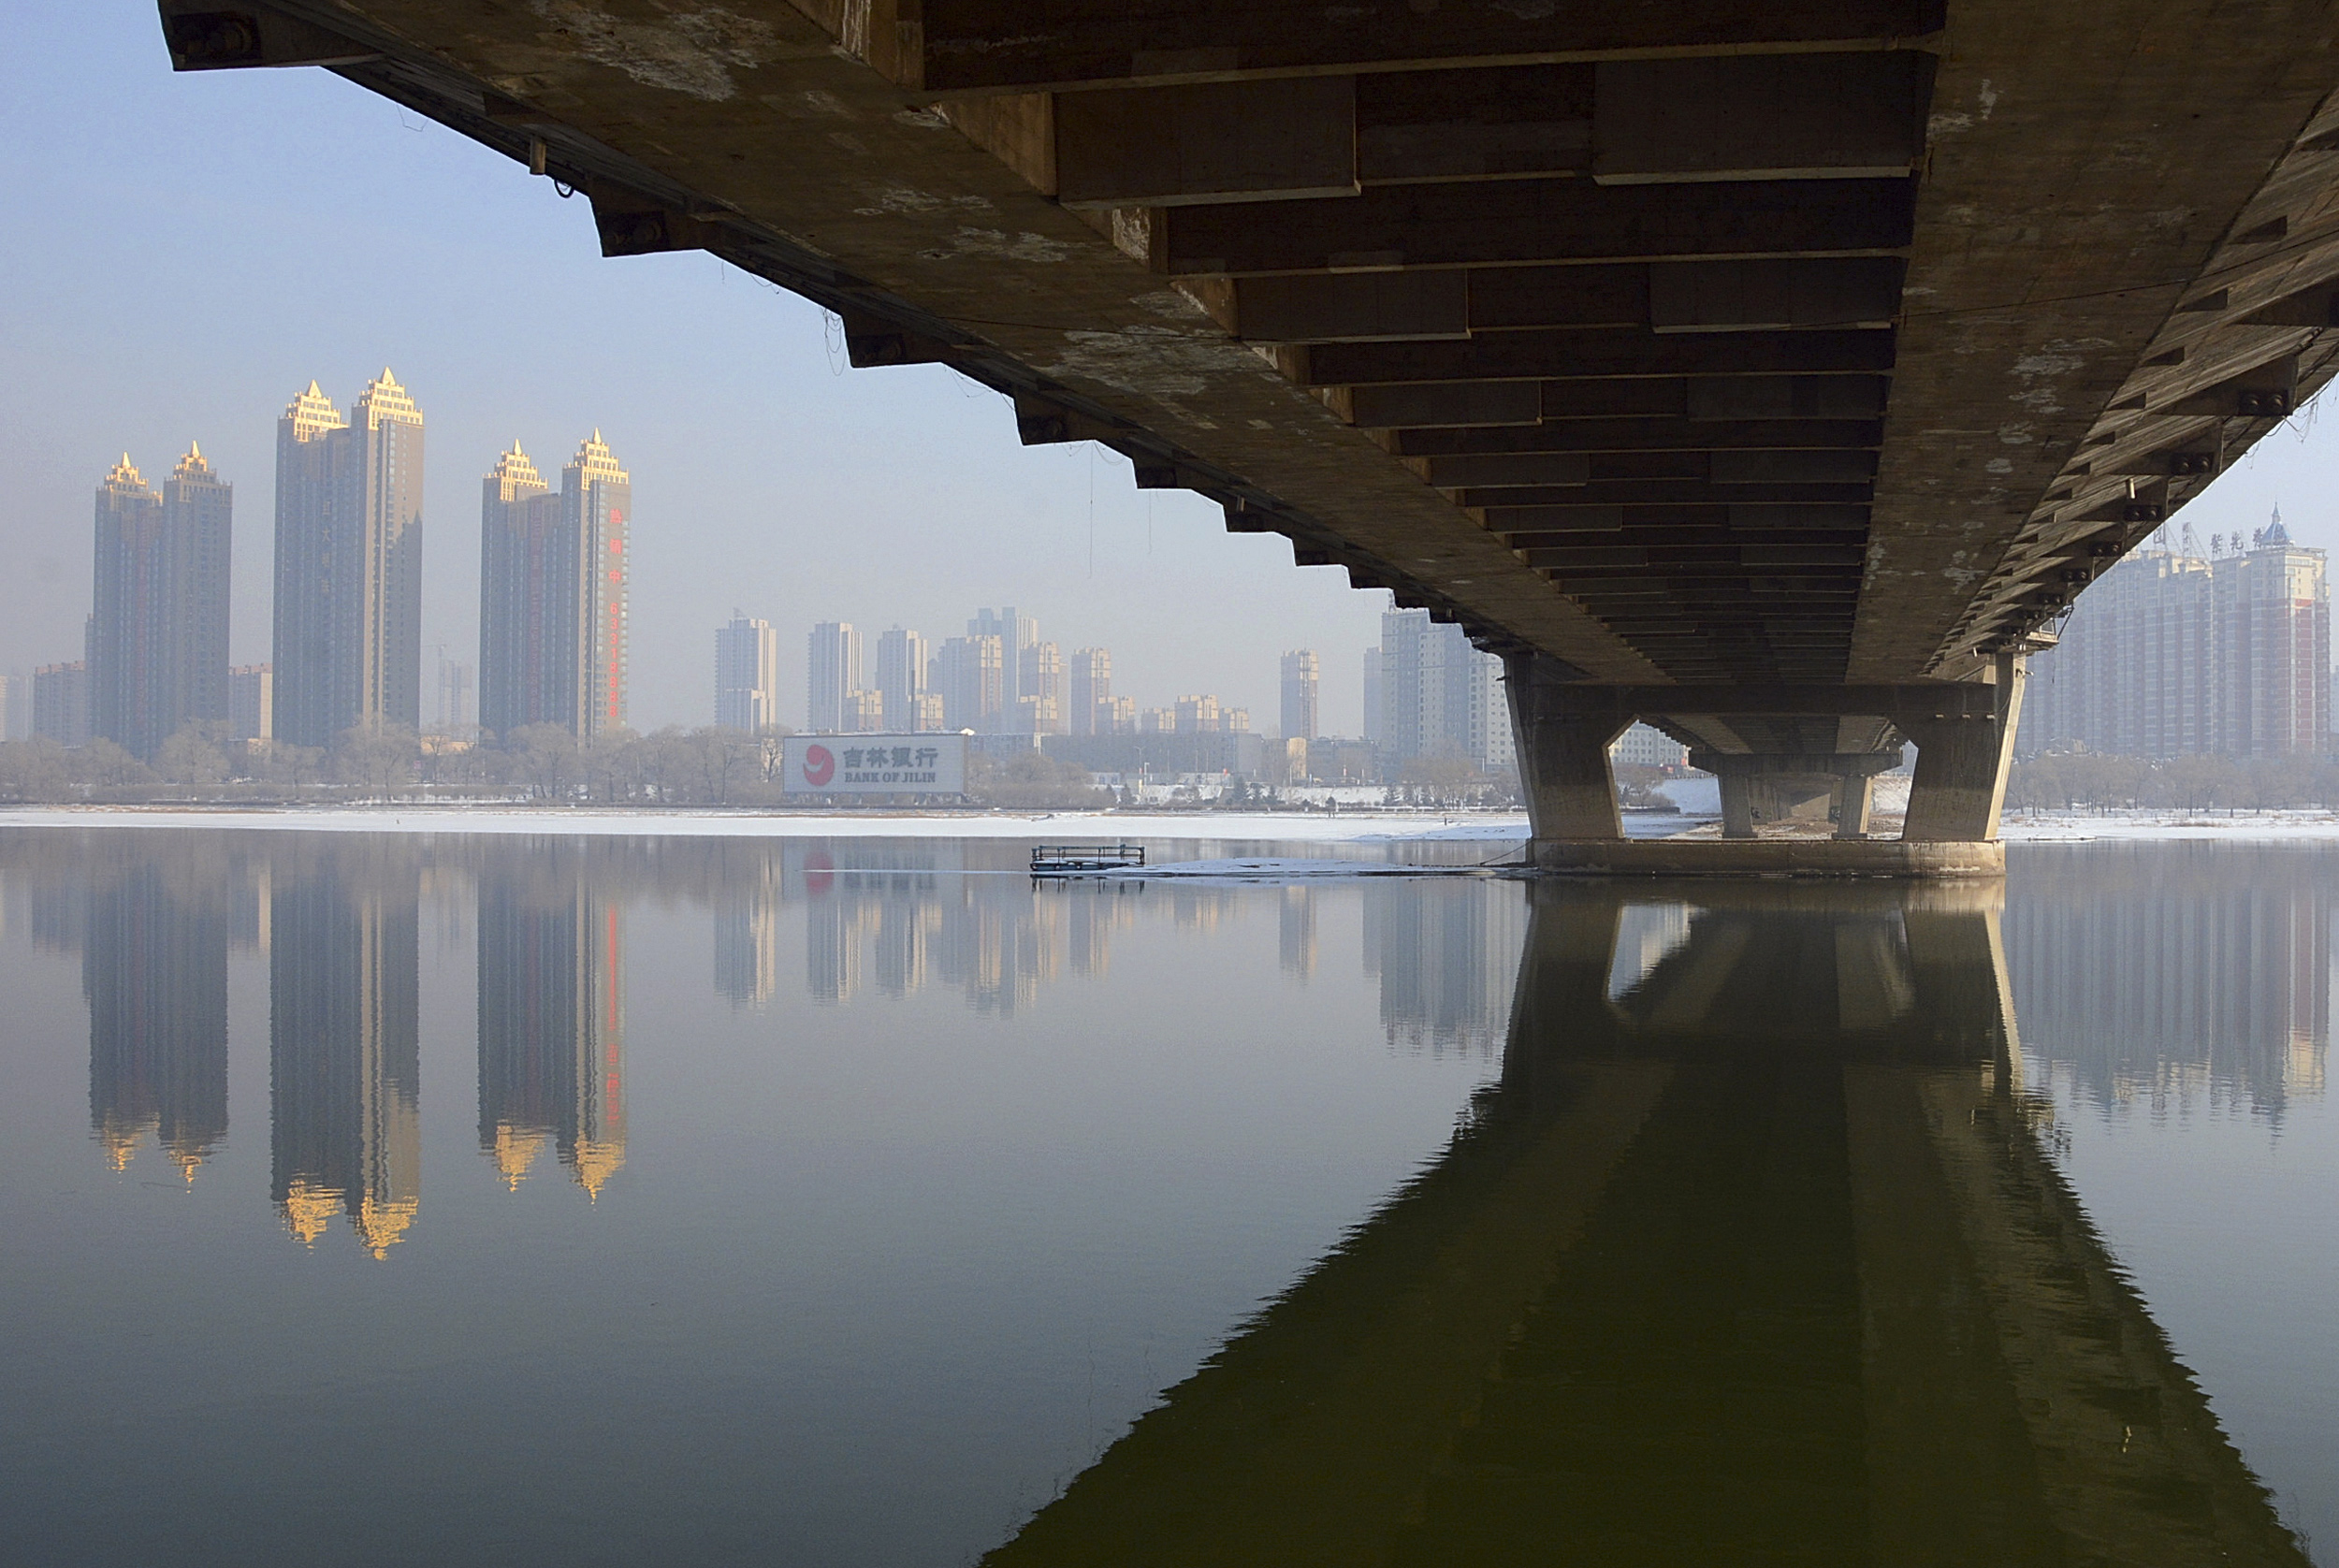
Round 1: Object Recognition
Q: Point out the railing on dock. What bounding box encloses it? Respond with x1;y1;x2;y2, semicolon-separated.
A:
1031;843;1146;874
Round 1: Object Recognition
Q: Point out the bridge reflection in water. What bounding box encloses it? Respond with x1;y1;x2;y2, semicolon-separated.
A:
985;880;2313;1568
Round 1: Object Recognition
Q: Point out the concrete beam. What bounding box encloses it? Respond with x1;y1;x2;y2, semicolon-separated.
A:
158;1;378;69
899;0;1947;95
1649;258;1906;333
1532;682;2004;722
1156;177;1914;275
1232;271;1469;344
1592;53;1932;184
1053;76;1358;207
1486;501;1869;534
1235;259;1903;343
1690;750;1905;778
1355;65;1591;184
1337;381;1541;429
1460;481;1869;508
1290;327;1897;387
1387;418;1886;456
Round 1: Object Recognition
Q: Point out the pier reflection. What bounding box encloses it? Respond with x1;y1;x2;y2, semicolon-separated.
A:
984;880;2315;1567
269;839;421;1256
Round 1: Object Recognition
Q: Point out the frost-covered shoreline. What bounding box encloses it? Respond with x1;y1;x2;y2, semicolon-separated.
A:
0;803;1537;843
2000;809;2339;842
14;801;2339;846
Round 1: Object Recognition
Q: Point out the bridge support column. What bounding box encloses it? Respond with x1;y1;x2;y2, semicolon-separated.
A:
1504;654;1628;843
1503;675;2012;875
1897;656;2026;844
1693;750;1904;843
1838;774;1875;840
1719;774;1756;839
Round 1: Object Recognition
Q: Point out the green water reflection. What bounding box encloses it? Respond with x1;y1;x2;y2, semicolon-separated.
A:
989;879;2314;1568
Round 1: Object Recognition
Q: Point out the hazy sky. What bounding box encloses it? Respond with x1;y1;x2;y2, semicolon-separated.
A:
4;4;2332;734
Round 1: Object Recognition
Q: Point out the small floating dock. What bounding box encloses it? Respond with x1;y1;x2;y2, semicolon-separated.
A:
1031;843;1146;875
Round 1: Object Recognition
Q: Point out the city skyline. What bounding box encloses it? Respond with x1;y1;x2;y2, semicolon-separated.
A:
0;12;1396;739
792;603;1299;738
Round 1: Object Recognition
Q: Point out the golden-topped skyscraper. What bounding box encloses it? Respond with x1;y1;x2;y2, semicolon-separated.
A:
564;432;631;737
477;442;560;738
88;446;232;762
476;431;630;740
272;371;424;747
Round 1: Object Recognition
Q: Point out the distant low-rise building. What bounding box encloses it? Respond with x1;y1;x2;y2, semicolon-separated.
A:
34;661;92;748
1045;731;1266;779
1613;721;1689;769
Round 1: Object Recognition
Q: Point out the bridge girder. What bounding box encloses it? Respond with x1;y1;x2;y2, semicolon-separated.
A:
152;0;2339;843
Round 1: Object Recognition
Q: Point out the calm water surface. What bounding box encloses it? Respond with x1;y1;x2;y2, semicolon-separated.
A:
1;830;2332;1565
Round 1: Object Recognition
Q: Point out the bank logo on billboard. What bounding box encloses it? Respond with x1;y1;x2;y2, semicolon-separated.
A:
782;733;967;795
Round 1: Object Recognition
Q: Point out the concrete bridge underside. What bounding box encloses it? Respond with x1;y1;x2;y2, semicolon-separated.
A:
156;1;2339;865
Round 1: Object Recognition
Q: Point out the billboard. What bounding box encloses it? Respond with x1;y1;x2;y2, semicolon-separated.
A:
781;733;967;796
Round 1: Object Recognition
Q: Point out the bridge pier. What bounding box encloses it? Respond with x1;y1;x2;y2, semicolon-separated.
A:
1508;659;1630;843
1897;657;2027;843
1502;655;2023;878
1696;751;1904;841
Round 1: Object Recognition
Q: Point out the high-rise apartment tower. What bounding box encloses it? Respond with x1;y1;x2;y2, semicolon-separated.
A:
716;615;780;732
807;621;862;733
873;627;931;732
89;449;231;762
478;433;632;739
563;432;631;737
273;372;424;746
2025;516;2332;759
1069;647;1111;736
1280;649;1320;741
1379;610;1514;773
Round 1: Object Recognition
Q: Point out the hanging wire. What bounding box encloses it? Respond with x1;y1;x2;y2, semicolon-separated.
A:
821;309;847;376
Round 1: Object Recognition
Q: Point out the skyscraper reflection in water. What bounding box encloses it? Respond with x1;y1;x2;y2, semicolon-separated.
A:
2007;845;2332;1116
84;854;230;1179
476;845;627;1198
269;839;422;1256
984;880;2315;1567
793;846;1140;1016
713;850;782;1008
1366;877;1530;1057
